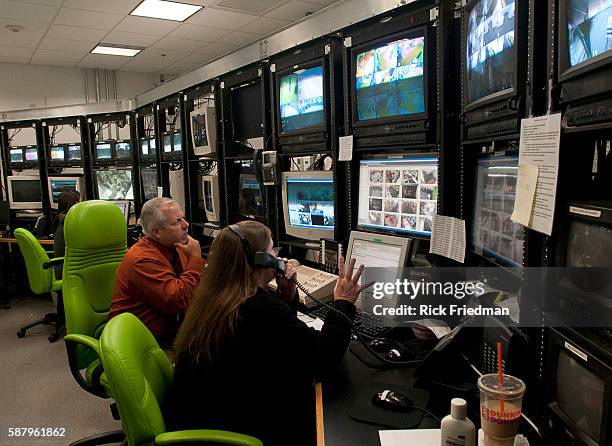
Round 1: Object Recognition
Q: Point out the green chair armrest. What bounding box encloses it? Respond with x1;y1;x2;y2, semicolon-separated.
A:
155;430;263;446
64;334;100;356
43;257;64;270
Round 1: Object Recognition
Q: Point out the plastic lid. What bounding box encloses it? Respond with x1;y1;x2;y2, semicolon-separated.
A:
478;374;526;399
451;398;467;419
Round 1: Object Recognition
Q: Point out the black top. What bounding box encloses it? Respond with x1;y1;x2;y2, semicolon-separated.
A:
53;220;65;279
163;289;356;446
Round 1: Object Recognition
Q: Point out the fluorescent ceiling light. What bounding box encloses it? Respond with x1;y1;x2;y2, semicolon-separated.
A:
131;0;202;22
91;44;143;57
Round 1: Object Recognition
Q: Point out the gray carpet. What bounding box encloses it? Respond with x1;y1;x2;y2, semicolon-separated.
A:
0;295;122;446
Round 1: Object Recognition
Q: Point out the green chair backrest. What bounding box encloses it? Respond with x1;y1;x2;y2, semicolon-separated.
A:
14;228;59;294
63;200;128;369
100;313;173;445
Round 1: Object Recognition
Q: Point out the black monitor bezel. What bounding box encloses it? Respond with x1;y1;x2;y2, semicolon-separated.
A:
275;57;328;138
48;143;68;165
161;132;173;159
139;137;155;162
7;146;26;167
557;0;612;83
66;143;83;165
114;139;133;164
21;145;40;167
230;79;264;142
462;0;522;112
350;25;430;128
94;140;115;165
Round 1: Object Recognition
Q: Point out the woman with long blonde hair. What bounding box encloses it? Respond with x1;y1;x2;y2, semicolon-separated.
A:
164;220;369;446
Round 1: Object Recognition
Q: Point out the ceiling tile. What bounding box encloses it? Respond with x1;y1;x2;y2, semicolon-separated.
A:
164;60;201;75
222;30;263;46
10;0;63;5
186;7;256;30
0;0;58;23
78;53;130;70
152;37;206;53
214;0;288;15
239;16;290;34
0;18;47;47
137;47;191;64
54;8;124;30
182;0;217;6
0;44;34;63
120;58;166;73
169;23;230;41
61;0;141;15
198;41;238;56
265;0;320;21
45;24;109;42
30;48;85;66
103;30;160;47
39;38;96;53
183;52;215;65
114;15;181;36
305;0;340;5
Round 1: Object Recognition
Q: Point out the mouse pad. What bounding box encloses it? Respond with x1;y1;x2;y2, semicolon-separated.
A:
348;383;430;429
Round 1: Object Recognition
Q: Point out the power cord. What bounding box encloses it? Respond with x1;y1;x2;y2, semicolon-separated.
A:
293;279;422;367
413;406;440;423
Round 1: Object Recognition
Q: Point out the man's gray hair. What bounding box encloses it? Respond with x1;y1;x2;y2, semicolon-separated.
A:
138;197;179;237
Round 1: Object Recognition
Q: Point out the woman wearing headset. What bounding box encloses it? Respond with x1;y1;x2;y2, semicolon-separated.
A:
164;220;369;446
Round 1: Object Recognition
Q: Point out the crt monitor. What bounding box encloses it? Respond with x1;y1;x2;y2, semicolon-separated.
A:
168;168;185;211
9;147;23;163
465;0;516;106
163;133;172;154
140;138;150;157
115;141;131;160
560;0;612;77
140;167;158;200
281;171;334;241
67;144;81;161
239;174;263;217
47;176;83;209
353;31;426;124
110;200;130;224
149;137;157;156
345;230;412;319
95;142;113;161
173;131;182;154
357;155;438;236
201;175;221;222
278;65;324;134
50;145;66;162
231;81;263;140
190;106;217;156
472;155;524;267
24;146;38;162
95;169;134;200
7;175;43;210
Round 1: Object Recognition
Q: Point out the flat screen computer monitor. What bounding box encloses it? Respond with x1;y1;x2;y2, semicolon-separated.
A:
465;0;516;105
95;169;134;200
168;169;185;211
47;176;83;209
115;141;131;160
140;168;158;201
278;65;324;134
9;147;23;163
357;155;438;236
96;142;112;160
472;155;524;267
346;230;412;317
50;145;66;162
140;138;149;156
7;175;43;210
110;200;130;224
564;0;612;70
190;107;216;156
201;175;220;222
281;171;334;241
239;174;263;217
231;81;263;140
24;146;38;161
163;133;173;154
173;132;182;154
149;137;157;156
67;144;81;161
354;34;425;122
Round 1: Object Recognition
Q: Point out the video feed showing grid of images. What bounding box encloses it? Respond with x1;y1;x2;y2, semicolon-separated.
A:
567;0;612;67
358;158;438;234
472;157;524;266
287;178;335;229
355;36;425;121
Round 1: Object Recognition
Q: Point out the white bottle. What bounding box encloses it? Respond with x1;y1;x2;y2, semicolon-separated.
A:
440;398;476;446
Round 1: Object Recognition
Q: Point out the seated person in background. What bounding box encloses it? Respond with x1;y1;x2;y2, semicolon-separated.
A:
53;190;81;279
163;220;369;446
109;197;205;344
238;188;258;215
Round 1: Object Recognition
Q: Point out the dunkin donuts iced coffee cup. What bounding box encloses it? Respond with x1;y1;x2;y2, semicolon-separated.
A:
478;374;526;446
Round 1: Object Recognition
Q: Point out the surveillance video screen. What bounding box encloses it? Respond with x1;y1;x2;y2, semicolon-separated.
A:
354;35;425;121
68;144;81;161
173;132;182;153
163;134;172;153
95;169;133;200
24;147;38;161
192;112;208;147
115;141;131;160
286;178;335;229
466;0;515;104
149;138;157;156
12;179;42;203
140;139;149;156
10;148;23;163
567;0;612;67
96;143;112;160
279;65;324;133
50;178;78;204
141;168;158;200
51;146;65;161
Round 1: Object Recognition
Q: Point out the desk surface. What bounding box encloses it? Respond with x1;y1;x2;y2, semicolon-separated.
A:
0;237;54;246
321;343;439;446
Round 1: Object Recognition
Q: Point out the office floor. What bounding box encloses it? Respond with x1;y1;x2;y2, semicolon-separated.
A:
0;294;121;446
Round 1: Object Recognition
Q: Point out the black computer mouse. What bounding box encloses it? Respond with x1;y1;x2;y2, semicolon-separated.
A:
367;338;410;361
371;389;414;412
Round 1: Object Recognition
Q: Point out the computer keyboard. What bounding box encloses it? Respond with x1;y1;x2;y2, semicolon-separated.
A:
308;305;390;337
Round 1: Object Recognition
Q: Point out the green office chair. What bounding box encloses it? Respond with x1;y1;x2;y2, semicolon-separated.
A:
100;313;263;446
62;200;128;445
14;228;64;342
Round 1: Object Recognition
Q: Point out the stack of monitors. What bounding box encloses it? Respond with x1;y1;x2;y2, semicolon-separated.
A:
278;65;325;134
472;155;524;267
161;131;182;160
8;145;39;167
357;156;438;236
48;143;82;166
465;0;516;105
354;34;426;122
140;137;158;162
94;140;132;165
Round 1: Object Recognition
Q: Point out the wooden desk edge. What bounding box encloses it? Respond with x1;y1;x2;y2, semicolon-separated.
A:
316;382;325;446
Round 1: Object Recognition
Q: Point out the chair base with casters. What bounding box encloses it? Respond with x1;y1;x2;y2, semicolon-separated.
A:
16;292;65;342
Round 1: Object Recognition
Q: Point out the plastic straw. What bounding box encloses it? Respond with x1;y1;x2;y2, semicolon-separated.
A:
497;341;505;412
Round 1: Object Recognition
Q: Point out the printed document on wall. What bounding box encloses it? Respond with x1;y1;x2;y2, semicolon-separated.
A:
518;114;561;236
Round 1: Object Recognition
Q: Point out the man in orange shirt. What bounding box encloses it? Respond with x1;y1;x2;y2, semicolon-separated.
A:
109;197;205;344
